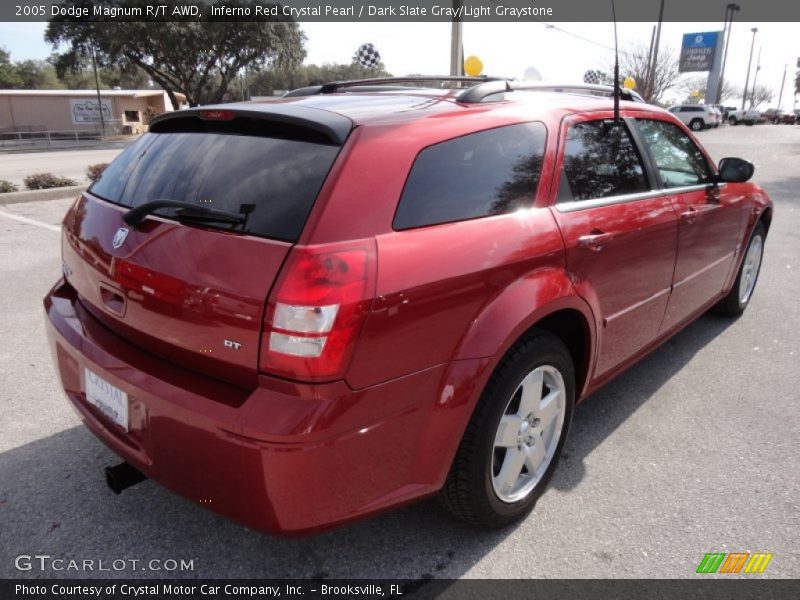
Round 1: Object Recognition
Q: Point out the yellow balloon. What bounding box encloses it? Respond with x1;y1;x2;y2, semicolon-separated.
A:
623;76;636;90
464;55;483;77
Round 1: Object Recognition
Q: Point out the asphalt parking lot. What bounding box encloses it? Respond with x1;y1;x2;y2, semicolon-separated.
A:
0;124;798;580
1;145;126;188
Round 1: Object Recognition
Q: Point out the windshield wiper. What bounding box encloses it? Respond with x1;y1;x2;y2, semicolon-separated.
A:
172;209;245;226
123;200;249;229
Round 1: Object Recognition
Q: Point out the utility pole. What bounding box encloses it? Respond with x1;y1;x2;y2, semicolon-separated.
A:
89;38;105;138
742;27;758;110
645;25;656;99
648;0;665;99
777;64;787;110
749;46;762;109
717;3;740;104
449;0;463;76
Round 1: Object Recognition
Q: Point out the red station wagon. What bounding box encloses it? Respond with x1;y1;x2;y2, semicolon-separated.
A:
44;77;772;534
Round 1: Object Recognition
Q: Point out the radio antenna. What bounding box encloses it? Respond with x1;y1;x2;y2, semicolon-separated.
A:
612;0;620;123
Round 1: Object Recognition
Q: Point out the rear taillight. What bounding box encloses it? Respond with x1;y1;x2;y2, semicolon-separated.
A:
260;240;377;381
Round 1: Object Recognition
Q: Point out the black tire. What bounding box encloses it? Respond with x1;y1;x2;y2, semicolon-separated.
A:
714;222;766;317
729;117;738;125
689;119;704;131
439;330;575;528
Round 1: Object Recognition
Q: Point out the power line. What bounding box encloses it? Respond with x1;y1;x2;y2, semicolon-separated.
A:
479;3;644;60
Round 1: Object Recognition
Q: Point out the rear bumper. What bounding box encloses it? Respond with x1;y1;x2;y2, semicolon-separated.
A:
44;279;478;535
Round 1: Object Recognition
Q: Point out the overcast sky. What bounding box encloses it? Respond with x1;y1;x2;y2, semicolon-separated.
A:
1;20;798;108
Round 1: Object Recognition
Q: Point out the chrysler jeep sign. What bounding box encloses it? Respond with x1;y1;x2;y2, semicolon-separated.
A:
679;32;719;72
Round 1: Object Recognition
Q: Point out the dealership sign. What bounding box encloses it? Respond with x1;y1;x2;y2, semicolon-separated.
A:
70;98;113;124
679;32;719;72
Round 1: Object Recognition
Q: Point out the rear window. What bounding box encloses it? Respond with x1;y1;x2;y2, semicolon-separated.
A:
393;122;547;230
89;117;340;242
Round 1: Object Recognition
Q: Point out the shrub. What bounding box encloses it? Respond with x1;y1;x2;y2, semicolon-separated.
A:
23;173;78;190
0;179;19;193
86;163;108;182
143;106;161;124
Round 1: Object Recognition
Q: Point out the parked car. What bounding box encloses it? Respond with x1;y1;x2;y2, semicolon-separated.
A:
45;77;773;535
727;108;761;125
667;104;718;130
762;108;797;124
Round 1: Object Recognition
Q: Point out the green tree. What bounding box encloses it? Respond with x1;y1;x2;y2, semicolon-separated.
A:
11;59;63;89
249;61;392;97
0;47;23;88
46;0;306;108
49;53;152;89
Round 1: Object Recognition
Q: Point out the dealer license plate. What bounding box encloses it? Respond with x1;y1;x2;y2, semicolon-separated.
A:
85;368;129;431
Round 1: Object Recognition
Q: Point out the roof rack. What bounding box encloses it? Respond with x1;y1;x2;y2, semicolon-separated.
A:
282;76;645;104
455;80;645;103
283;76;506;97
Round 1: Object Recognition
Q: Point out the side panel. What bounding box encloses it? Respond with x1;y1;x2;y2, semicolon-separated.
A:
347;208;567;389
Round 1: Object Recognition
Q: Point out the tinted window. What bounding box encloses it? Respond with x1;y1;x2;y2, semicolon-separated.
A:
90;122;340;242
393;122;546;230
557;120;648;202
636;119;712;188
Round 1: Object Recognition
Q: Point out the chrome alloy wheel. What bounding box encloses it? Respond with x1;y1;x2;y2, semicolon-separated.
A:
491;365;566;503
739;234;764;304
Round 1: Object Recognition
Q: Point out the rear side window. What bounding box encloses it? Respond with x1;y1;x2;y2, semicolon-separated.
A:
635;119;712;188
90;119;340;242
393;122;547;230
557;120;648;203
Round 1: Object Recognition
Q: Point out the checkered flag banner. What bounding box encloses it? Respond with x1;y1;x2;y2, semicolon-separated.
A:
583;69;611;85
356;43;381;69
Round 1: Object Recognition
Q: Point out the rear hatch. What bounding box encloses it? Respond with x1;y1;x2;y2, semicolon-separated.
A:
60;106;350;388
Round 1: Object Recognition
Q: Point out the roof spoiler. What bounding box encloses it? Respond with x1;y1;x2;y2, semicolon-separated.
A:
148;104;353;145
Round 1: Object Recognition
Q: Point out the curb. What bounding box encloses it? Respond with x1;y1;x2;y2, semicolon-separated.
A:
0;185;87;205
0;141;132;154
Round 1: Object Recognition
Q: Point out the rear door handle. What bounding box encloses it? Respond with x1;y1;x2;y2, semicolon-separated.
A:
680;206;701;223
577;231;614;252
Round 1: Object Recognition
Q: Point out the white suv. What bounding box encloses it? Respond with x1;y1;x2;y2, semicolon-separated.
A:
668;105;718;131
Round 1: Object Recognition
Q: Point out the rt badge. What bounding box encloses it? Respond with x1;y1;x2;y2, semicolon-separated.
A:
112;227;129;249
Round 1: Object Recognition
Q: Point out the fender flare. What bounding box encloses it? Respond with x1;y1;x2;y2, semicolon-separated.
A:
452;267;597;395
408;268;598;489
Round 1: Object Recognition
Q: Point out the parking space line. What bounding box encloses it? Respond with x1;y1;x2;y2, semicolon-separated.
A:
0;209;61;232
